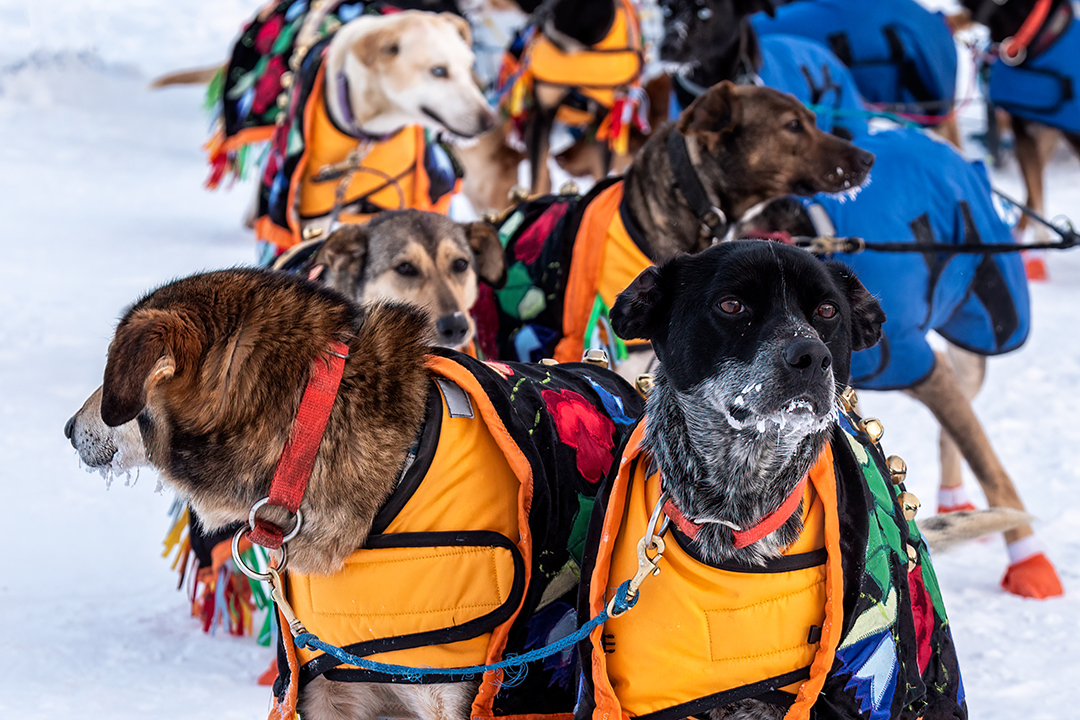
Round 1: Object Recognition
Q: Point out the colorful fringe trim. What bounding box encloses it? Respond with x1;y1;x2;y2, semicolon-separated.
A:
162;501;274;643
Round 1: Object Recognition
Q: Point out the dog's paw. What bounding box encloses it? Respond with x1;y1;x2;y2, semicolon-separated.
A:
1000;553;1064;599
258;659;278;686
937;501;977;514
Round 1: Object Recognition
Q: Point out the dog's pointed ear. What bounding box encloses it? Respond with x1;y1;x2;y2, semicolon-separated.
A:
101;311;196;427
826;262;886;351
440;12;472;46
611;266;668;341
317;224;370;296
678;80;742;152
464;221;507;288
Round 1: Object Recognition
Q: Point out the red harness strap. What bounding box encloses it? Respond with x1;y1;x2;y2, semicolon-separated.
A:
247;340;350;550
662;472;809;549
1000;0;1053;63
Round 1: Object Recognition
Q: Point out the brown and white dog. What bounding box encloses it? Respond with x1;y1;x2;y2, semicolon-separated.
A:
275;210;506;351
64;268;643;720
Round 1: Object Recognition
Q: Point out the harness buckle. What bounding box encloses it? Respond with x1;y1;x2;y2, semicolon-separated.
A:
607;494;670;618
268;567;309;638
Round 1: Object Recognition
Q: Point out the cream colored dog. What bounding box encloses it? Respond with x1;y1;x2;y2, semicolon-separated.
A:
321;11;496;140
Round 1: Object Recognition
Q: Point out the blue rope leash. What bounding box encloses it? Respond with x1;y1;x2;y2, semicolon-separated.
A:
805;104;923;128
291;580;639;686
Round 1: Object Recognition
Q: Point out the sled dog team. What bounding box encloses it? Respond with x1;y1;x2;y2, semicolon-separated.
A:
66;0;1077;718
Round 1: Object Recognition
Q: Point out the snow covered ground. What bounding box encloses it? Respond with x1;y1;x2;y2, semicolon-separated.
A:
0;1;1078;718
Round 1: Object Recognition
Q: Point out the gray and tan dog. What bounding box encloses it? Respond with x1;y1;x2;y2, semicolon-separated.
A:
275;210;505;351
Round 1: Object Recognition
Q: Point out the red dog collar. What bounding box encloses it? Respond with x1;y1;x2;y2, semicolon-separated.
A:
663;472;809;550
247;340;350;550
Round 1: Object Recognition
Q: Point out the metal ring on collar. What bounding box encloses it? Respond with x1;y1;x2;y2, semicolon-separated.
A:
232;524;288;581
644;492;671;551
248;497;303;543
1000;38;1027;66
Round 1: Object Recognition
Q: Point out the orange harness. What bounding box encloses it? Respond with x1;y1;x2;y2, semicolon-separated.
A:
255;62;455;252
584;423;846;720
272;357;538;720
553;182;652;363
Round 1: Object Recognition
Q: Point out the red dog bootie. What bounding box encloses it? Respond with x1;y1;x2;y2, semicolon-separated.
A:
937;486;977;514
1001;553;1064;599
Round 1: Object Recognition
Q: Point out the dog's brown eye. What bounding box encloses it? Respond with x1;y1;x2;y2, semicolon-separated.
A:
395;262;419;277
786;119;804;133
817;302;837;319
430;66;449;79
451;258;469;273
719;298;744;315
384;44;399;56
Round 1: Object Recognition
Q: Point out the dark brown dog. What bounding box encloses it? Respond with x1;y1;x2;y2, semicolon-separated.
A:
485;80;874;374
64;268;644;720
622;82;872;252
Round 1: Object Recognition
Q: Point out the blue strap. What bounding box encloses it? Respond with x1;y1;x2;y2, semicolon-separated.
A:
291;580;640;686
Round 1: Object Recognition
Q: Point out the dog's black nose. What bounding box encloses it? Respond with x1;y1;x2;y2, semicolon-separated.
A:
436;312;470;347
64;415;76;441
855;148;875;171
783;338;832;374
478;111;497;134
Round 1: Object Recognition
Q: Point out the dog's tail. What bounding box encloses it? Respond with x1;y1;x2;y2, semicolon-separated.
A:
149;65;223;89
917;508;1034;552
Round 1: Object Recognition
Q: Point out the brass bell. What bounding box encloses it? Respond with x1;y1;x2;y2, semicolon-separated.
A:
276;112;287;127
886;455;907;486
839;386;858;413
277;92;290;109
582;348;611;369
558;180;580;196
480;212;499;224
859;417;884;443
508;185;530;203
897;492;921;522
635;374;655;398
906;544;918;572
539;358;559;366
280;71;294;89
302;225;325;241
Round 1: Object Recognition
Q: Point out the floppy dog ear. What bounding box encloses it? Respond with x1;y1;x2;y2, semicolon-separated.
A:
440;12;472;46
317;224;370;296
678;80;742;152
610;266;667;341
353;25;402;67
826;261;886;352
100;311;197;427
464;222;507;288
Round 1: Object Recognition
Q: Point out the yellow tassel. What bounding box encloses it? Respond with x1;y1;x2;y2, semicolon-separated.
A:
509;73;531;118
162;506;190;559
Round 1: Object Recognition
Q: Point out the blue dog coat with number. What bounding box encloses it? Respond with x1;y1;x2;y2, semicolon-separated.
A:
752;0;956;115
987;12;1080;135
801;129;1029;390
